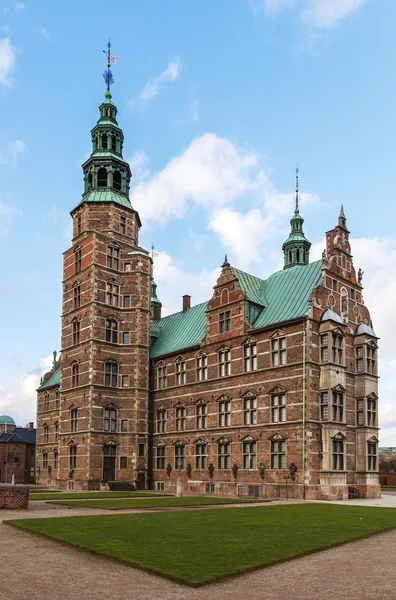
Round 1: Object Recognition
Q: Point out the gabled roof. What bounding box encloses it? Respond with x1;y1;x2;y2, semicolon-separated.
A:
150;302;207;359
37;365;60;391
150;260;322;359
0;427;36;444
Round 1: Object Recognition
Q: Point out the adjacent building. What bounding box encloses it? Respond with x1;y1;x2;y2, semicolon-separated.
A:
0;420;36;484
36;83;380;500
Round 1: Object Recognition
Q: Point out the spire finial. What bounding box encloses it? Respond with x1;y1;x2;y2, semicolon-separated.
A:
295;163;299;212
338;204;347;228
103;39;116;94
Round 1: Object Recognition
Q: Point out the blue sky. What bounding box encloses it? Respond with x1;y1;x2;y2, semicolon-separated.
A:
1;0;396;443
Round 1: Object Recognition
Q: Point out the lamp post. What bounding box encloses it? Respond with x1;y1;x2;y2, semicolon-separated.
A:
176;458;183;497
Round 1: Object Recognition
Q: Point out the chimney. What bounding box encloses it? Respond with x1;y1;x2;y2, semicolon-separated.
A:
153;305;162;320
28;422;34;431
182;295;191;312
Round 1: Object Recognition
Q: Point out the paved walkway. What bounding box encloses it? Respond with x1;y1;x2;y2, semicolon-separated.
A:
2;496;396;600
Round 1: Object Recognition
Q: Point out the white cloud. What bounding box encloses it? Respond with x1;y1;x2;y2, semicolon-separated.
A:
14;2;24;11
302;0;364;27
0;37;16;86
129;150;151;183
0;139;26;166
0;199;23;238
130;57;181;107
0;355;53;426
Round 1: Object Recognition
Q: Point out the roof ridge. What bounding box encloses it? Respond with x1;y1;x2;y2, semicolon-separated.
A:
156;300;208;322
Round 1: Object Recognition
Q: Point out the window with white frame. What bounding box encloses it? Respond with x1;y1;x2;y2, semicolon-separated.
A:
271;440;286;469
44;393;50;411
320;392;329;421
320;334;328;362
43;424;49;443
104;407;117;432
196;355;208;381
157;365;167;389
176;361;186;385
72;320;80;345
69;444;77;470
157;408;166;433
107;246;120;270
105;361;118;387
43;452;48;469
196;402;207;429
156;445;165;469
219;311;231;333
219;349;231;377
368;442;377;471
218;441;230;469
367;345;376;374
176;406;186;431
243;441;257;469
105;318;118;343
70;407;78;432
244;343;257;372
356;346;364;372
272;338;286;366
367;396;377;426
72;363;80;387
244;396;257;425
332;439;344;470
175;444;185;469
271;393;286;423
356;399;364;425
331;332;343;364
106;283;119;306
332;390;344;421
219;399;231;427
195;443;207;469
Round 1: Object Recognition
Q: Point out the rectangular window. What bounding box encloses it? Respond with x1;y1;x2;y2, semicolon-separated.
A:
157;408;166;433
43;426;49;443
157;365;167;389
120;456;127;469
206;482;215;494
332;279;338;292
196;403;207;429
72;320;80;345
73;285;81;309
138;444;145;457
53;451;58;470
156;481;165;491
219;311;231;333
106;283;119;307
367;397;377;427
357;399;364;425
196;355;208;381
271;393;286;423
243;441;257;469
74;248;82;274
120;216;126;235
122;332;130;344
219;400;231;427
107;246;120;270
176;406;186;431
54;390;60;410
124;262;131;272
105;319;118;343
69;445;77;470
244;343;258;372
368;442;377;471
156;446;165;469
195;444;207;469
271;440;286;469
76;215;82;236
70;407;78;432
44;393;49;411
104;408;117;432
332;440;344;470
71;364;79;387
54;422;59;442
121;375;129;387
175;445;185;469
123;295;131;308
320;392;329;421
176;361;186;385
367;346;376;374
332;391;344;422
104;362;118;387
320;334;328;362
219;349;231;377
272;338;286;366
356;345;364;372
332;333;343;364
244;397;257;425
218;442;230;469
350;288;355;300
121;419;128;432
43;452;48;469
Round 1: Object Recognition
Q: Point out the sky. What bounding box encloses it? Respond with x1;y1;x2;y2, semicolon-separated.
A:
1;0;396;443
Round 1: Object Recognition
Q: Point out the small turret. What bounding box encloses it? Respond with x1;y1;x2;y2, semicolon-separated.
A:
151;279;162;321
282;165;311;269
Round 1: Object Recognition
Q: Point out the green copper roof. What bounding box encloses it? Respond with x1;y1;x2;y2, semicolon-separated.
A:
37;365;60;391
150;261;322;359
151;302;208;358
73;189;133;211
83;151;128;165
0;415;15;425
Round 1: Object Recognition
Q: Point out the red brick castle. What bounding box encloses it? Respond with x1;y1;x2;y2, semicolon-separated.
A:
36;77;380;501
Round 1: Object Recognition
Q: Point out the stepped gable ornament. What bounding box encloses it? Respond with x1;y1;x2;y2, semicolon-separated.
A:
358;268;364;285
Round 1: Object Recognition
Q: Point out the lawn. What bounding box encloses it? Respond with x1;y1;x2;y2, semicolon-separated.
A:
46;496;262;509
382;488;396;492
30;491;166;501
9;504;396;585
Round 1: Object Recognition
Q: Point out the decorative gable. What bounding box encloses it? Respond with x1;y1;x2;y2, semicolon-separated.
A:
332;432;346;440
270;329;286;339
332;384;346;393
241;434;258;442
269;386;287;394
268;432;287;441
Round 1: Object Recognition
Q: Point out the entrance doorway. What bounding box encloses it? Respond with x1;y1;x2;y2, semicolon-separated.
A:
103;445;116;482
136;471;146;490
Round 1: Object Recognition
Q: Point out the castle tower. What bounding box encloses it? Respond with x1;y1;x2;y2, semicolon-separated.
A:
58;44;152;489
282;166;311;268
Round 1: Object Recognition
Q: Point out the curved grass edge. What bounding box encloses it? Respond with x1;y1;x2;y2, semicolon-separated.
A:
5;518;396;588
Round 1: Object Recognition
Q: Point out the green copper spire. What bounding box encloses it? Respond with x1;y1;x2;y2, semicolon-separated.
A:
282;165;311;269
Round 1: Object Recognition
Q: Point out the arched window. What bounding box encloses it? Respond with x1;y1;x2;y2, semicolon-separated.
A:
289;250;292;263
102;134;108;149
104;406;117;432
54;421;59;442
98;167;107;187
113;170;121;191
43;424;49;443
70;406;78;432
54;450;58;470
55;388;60;409
296;248;300;263
111;136;117;152
44;393;50;411
88;172;92;189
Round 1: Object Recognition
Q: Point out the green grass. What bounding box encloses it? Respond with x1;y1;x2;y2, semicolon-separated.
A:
46;496;261;509
30;491;166;501
382;487;396;492
9;504;396;585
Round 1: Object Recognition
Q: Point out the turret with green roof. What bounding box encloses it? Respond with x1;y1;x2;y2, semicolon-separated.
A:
282;166;311;269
